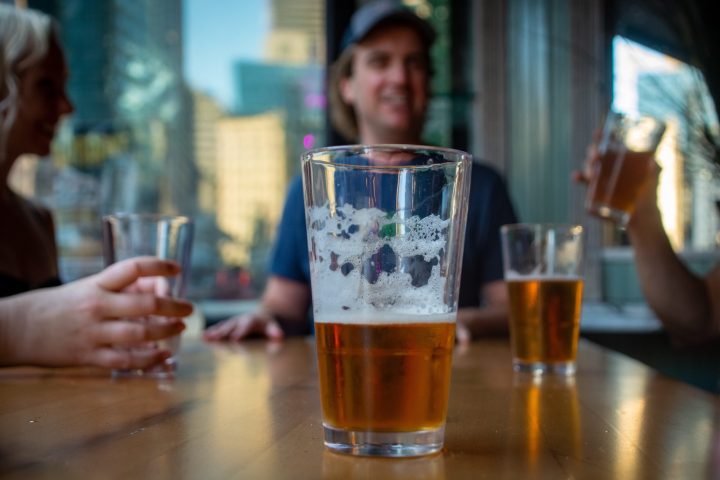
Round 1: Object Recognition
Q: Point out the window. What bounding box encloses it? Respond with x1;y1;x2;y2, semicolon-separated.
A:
11;0;458;313
612;36;720;251
10;0;324;303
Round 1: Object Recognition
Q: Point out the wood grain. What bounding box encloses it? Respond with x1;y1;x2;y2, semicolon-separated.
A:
0;336;717;479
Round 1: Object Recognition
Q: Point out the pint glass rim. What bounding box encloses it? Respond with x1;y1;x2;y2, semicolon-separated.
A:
601;110;666;152
301;144;472;170
606;109;666;128
103;212;193;225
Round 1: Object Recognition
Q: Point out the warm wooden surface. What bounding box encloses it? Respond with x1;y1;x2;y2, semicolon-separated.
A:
1;335;718;479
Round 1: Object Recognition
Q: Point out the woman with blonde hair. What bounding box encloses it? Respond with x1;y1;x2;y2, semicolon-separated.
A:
0;5;192;370
0;4;72;297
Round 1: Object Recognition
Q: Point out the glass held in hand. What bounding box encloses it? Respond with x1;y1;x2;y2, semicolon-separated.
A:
102;213;194;379
585;111;665;227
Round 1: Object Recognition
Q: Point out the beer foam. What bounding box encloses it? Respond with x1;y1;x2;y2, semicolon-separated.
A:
308;203;452;316
315;312;456;325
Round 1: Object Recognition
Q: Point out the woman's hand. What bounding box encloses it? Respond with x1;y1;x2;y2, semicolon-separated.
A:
0;257;194;369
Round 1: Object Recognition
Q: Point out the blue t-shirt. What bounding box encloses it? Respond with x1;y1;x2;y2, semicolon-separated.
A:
269;160;518;309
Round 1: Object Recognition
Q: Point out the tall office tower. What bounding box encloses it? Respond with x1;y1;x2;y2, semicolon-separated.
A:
43;0;197;215
266;0;325;63
143;0;197;215
232;62;319;116
22;0;197;279
220;0;326;270
215;112;288;266
192;91;225;214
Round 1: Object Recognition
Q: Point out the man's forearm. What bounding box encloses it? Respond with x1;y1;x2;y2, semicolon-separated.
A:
627;206;713;343
264;307;313;336
261;276;313;336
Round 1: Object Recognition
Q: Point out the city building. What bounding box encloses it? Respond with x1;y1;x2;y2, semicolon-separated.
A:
215;112;288;265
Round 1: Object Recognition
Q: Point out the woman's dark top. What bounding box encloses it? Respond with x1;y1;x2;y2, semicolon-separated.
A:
0;273;62;298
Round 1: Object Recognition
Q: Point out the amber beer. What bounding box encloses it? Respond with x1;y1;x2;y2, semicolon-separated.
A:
315;318;455;432
587;148;656;220
507;277;583;369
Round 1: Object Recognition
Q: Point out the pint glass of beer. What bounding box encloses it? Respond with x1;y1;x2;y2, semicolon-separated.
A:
501;224;584;375
302;145;472;457
586;111;665;226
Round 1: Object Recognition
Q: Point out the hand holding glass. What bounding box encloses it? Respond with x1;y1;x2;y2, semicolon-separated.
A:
585;111;665;226
102;214;193;378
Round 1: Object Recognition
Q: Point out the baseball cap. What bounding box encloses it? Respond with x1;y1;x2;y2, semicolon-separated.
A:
341;0;436;51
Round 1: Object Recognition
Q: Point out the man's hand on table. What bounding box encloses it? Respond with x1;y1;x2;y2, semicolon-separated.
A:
203;311;284;342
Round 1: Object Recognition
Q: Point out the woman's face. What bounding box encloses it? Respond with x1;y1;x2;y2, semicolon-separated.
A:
10;37;73;157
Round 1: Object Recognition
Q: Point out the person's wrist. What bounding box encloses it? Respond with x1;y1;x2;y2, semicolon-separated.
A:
256;308;280;324
0;314;20;366
456;310;475;333
0;295;36;366
626;199;661;233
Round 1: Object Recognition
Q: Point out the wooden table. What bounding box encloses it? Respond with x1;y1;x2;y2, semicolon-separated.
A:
1;335;718;479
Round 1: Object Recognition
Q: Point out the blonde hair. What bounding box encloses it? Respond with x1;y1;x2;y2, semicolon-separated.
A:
328;47;359;143
0;5;56;163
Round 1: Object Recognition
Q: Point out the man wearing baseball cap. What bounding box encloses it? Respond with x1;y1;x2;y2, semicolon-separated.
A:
330;0;436;145
205;0;518;344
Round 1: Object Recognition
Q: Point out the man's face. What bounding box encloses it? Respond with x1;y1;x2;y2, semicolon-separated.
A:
10;38;74;157
341;23;430;143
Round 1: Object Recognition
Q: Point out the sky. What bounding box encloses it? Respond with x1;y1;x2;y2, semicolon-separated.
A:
183;0;270;108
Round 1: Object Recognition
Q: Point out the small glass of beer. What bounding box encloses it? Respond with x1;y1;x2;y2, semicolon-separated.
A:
501;224;584;375
302;145;472;457
585;111;666;226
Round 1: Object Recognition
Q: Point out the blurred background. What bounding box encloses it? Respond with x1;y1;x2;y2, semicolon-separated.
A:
5;0;719;324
